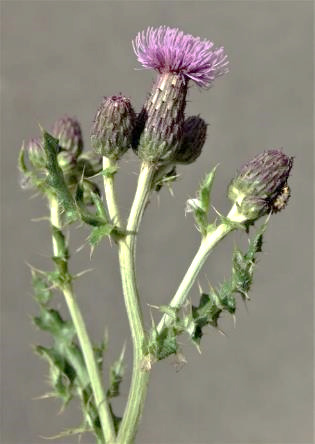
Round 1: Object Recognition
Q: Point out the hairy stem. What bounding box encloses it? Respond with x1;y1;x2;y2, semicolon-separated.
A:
114;162;155;444
49;198;116;444
157;204;245;333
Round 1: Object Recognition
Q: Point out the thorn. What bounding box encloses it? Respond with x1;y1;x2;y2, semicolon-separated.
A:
156;193;161;208
29;192;41;200
32;392;56;401
25;261;45;274
147;303;160;310
168;186;174;197
197;281;203;294
73;268;94;279
174;352;187;372
75;243;86;253
232;314;237;328
38;123;45;134
89;246;94;260
149;308;156;328
31;216;50;222
211;205;223;218
217;328;227;337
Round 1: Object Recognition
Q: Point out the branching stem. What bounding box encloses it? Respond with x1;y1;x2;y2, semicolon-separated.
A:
102;160;155;443
157;204;246;332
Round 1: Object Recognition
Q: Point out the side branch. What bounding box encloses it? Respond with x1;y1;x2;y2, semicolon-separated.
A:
157;204;246;333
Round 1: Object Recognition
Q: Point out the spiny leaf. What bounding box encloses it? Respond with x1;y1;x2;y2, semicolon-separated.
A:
75;182;108;226
199;165;218;213
187;165;218;235
42;131;77;222
107;345;125;399
100;165;118;178
146;326;179;361
31;271;53;305
89;224;114;248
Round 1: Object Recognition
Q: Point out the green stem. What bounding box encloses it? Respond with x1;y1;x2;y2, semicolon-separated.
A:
115;162;155;444
102;157;123;230
49;198;116;444
157;204;245;333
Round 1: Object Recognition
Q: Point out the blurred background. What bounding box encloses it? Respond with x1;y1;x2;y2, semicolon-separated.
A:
1;1;313;443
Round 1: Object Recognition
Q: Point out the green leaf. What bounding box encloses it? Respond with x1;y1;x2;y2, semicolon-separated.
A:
199;165;218;213
89;224;114;248
146;327;179;360
31;271;53;305
42;131;78;222
188;221;268;346
75;182;108;226
101;165;118;178
107;345;125;399
188;165;218;235
158;305;179;320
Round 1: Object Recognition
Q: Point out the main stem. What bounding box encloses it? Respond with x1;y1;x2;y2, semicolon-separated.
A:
49;198;116;444
103;161;155;444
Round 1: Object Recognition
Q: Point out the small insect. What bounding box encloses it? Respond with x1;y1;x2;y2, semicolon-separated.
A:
272;184;291;212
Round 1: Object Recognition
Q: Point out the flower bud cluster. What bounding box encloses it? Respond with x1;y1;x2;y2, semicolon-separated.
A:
90;26;227;166
21;116;102;207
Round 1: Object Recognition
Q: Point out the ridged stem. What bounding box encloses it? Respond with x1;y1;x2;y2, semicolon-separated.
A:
115;162;155;444
49;198;116;444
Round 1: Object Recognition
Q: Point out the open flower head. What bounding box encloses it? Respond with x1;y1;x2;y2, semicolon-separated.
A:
133;26;229;88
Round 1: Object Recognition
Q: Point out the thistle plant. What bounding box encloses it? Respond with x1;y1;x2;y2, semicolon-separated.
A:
18;26;293;444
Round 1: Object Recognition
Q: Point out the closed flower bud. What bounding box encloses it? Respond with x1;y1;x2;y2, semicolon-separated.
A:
51;115;83;157
174;116;207;164
228;149;293;222
27;137;46;169
91;94;136;160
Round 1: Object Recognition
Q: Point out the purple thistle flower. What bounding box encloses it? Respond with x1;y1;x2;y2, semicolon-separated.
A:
132;26;229;88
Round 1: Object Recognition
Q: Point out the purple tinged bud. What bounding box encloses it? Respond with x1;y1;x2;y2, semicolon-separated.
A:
133;26;229;88
51;115;83;157
228;149;294;221
91;94;136;160
26;137;46;169
174;116;207;164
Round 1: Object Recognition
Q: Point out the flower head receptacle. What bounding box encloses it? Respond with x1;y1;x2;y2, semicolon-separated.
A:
91;94;136;161
132;26;228;163
228;149;294;223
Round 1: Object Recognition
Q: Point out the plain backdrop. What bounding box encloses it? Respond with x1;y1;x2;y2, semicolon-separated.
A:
1;1;313;444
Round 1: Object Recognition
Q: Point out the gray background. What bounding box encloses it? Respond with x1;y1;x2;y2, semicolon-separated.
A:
1;1;313;443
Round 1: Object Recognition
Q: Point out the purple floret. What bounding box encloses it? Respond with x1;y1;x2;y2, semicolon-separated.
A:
132;26;229;88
